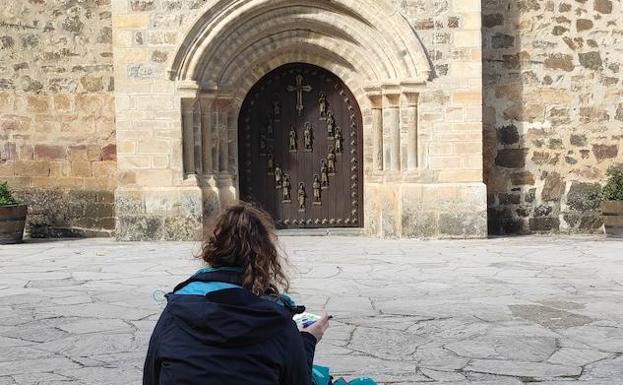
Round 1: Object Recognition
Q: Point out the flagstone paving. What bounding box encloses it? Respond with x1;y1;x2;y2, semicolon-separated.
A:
0;235;622;384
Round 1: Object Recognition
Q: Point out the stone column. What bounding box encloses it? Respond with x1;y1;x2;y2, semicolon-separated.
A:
403;91;419;171
371;95;383;171
177;81;200;186
382;85;401;172
193;103;203;176
199;95;215;177
216;98;230;174
181;99;196;175
215;96;236;207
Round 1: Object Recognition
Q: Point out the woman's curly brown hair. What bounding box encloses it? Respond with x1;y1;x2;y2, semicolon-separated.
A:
198;203;289;296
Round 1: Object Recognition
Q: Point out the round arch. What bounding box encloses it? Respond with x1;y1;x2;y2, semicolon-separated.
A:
167;0;434;236
169;0;432;88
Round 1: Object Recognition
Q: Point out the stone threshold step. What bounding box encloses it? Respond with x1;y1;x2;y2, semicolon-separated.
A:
276;228;365;237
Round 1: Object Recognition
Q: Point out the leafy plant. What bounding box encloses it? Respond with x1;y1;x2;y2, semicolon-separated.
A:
0;181;19;207
602;167;623;201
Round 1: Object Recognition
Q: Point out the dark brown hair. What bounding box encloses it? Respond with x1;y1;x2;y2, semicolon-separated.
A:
198;203;289;296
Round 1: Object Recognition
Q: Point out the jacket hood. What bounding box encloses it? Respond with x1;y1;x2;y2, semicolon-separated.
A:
166;289;290;347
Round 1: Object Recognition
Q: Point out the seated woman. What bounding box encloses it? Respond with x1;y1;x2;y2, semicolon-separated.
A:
143;203;330;385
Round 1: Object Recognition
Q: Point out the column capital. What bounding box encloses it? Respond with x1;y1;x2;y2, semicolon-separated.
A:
381;83;401;107
402;92;419;106
176;80;200;99
364;84;382;107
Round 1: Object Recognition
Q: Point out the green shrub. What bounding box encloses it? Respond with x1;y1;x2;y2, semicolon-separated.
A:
0;181;19;207
602;167;623;201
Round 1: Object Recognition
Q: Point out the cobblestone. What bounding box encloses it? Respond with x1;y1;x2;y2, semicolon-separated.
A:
0;236;622;384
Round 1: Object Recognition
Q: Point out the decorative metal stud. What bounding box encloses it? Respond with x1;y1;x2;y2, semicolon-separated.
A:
297;182;306;212
272;98;281;122
320;159;329;189
326;112;335;138
303;122;313;152
289;124;297;152
312;174;322;205
282;174;292;203
266;116;274;138
334;127;343;154
259;135;267;156
274;163;284;189
318;91;328;120
327;147;337;175
267;150;274;175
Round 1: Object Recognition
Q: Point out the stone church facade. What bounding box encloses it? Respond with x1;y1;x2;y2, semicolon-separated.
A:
0;0;621;240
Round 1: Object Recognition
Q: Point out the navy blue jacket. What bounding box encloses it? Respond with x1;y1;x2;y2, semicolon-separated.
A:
143;273;317;385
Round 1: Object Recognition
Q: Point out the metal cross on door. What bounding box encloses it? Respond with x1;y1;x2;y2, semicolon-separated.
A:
238;63;363;229
287;74;312;116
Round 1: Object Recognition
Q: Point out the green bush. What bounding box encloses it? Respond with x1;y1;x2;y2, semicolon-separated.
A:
602;167;623;201
0;181;19;207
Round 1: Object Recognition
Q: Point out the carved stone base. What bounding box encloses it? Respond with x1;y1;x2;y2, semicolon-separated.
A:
282;200;292;204
313;201;322;206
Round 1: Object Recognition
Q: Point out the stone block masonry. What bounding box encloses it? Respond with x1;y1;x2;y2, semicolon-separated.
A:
0;1;116;237
2;0;620;239
484;0;623;235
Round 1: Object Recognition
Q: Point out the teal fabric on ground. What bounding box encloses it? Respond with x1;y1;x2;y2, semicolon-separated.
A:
348;378;378;385
312;365;331;385
313;365;378;385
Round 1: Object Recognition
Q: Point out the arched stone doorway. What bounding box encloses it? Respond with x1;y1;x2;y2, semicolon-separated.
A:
111;0;487;240
239;63;364;228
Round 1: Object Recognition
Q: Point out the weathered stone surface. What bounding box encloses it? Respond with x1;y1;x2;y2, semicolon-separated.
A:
579;51;603;70
570;134;588;147
594;0;613;14
576;19;594;32
592;144;618;162
541;172;565;202
2;236;623;383
491;33;515;49
529;217;560;232
548;348;611;367
484;0;622;237
566;182;601;211
509;305;593;328
2;0;115;237
510;171;535;186
544;54;574;72
483;13;504;28
495;149;527;168
465;360;581;378
497;125;519;145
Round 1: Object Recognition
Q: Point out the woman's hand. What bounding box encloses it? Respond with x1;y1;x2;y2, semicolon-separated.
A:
302;310;330;343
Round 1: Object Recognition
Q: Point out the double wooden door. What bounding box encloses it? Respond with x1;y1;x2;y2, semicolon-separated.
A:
238;63;363;228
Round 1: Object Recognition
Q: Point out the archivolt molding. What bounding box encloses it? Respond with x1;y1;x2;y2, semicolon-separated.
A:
169;0;432;89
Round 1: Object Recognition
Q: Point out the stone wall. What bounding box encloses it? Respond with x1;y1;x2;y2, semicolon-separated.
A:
0;1;116;237
392;0;487;238
484;0;623;234
111;0;487;240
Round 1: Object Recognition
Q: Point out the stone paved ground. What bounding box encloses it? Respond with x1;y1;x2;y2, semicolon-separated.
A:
0;236;622;385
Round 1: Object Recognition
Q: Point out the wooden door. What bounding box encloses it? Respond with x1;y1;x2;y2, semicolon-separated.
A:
238;63;363;228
